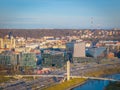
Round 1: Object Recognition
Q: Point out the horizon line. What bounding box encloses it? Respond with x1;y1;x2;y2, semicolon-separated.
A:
0;28;117;30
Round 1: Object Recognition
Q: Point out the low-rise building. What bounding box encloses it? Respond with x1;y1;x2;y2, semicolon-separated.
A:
0;51;37;69
42;50;68;67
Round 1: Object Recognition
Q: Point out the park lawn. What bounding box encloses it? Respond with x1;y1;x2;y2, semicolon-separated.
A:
42;78;86;90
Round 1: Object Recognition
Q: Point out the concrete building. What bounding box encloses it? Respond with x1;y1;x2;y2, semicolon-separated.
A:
0;35;16;49
42;50;68;67
19;52;36;68
73;42;86;57
66;42;86;59
0;52;37;69
0;53;18;66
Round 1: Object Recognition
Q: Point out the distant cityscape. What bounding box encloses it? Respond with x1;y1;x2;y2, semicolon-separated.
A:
0;29;120;71
0;29;120;89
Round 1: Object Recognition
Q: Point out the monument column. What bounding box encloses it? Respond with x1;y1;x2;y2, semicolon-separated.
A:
67;60;70;81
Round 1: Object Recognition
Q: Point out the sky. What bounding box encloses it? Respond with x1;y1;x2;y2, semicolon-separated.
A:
0;0;120;29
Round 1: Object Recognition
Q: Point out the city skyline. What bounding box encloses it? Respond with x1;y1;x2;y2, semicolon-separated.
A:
0;0;120;29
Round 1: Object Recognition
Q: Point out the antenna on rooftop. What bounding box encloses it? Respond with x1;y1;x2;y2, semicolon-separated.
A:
91;17;93;30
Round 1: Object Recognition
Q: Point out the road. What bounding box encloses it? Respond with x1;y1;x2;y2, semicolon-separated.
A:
1;59;120;90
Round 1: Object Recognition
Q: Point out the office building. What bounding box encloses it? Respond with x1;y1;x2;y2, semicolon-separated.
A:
66;42;86;59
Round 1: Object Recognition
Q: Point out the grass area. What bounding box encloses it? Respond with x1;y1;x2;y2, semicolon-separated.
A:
23;76;39;81
0;75;12;83
42;78;86;90
105;82;120;90
86;66;120;77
